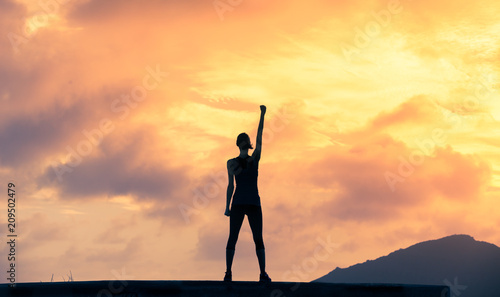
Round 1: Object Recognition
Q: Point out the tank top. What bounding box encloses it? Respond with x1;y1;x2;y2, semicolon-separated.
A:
232;156;261;206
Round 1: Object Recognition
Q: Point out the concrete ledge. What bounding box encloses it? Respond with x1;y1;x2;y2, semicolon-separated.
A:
1;280;450;297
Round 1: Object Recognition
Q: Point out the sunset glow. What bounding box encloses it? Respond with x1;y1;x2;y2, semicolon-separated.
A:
1;0;499;283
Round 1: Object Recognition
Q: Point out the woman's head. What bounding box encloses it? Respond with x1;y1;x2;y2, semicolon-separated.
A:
236;132;253;150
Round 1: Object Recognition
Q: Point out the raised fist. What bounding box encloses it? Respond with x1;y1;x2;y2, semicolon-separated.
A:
260;105;267;114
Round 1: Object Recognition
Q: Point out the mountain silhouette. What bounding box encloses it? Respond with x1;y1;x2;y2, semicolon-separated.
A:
314;234;500;297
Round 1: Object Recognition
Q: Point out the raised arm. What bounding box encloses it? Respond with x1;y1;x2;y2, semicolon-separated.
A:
252;105;266;162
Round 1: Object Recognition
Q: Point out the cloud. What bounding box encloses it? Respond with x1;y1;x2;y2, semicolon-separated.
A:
304;138;491;223
85;235;143;263
39;125;190;202
0;0;27;50
2;0;499;283
371;95;441;130
0;99;97;167
304;135;421;221
94;215;139;244
67;0;209;24
14;212;68;257
194;224;229;262
426;146;491;199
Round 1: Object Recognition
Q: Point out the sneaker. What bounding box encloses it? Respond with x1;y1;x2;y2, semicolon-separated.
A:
259;272;271;283
224;271;232;282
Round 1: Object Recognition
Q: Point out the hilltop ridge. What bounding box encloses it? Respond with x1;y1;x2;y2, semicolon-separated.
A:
315;234;500;297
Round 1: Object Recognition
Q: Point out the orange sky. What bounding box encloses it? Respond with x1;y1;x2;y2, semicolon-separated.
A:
1;0;499;283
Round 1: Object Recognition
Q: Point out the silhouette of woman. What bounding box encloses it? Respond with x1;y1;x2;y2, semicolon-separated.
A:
224;105;271;282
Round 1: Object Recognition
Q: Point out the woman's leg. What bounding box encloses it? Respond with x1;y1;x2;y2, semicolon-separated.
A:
226;205;245;273
247;205;265;273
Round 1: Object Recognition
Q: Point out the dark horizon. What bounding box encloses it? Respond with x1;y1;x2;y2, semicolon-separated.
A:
2;0;500;284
